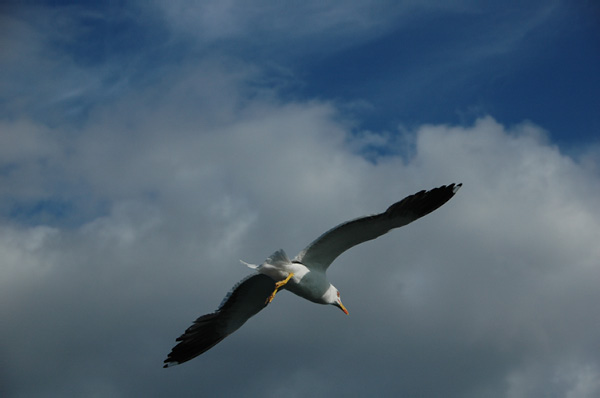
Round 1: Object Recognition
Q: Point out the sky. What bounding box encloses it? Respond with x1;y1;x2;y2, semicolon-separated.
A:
1;1;600;397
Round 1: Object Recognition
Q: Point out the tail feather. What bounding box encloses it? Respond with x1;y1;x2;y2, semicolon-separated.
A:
240;260;258;269
265;249;290;266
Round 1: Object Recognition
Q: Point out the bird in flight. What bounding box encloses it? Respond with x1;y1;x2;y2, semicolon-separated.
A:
164;183;461;367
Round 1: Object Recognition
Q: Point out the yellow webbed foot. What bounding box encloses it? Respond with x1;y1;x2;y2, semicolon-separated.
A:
265;273;294;304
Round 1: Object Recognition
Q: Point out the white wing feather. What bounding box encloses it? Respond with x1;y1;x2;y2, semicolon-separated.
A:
294;183;461;271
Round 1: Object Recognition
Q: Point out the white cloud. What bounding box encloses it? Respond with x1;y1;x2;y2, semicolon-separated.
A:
1;2;599;397
1;61;599;395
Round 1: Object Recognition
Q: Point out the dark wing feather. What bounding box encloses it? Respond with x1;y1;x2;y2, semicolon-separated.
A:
163;273;276;367
294;183;461;271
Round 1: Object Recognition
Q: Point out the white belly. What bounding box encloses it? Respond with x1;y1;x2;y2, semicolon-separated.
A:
258;261;329;303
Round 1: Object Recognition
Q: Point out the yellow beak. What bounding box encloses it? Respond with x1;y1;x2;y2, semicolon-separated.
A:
337;299;349;315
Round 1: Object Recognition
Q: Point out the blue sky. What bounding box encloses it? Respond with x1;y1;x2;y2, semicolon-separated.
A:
2;1;600;397
4;1;599;146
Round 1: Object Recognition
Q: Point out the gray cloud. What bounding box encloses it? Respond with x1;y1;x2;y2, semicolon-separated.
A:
2;66;599;395
1;2;599;398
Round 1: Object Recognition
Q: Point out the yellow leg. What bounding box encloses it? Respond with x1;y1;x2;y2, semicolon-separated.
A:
265;273;294;304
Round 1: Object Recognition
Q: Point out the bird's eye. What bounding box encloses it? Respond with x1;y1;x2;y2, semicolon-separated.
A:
337;291;340;297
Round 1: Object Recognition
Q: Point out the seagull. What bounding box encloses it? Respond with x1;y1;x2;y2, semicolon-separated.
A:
163;183;461;367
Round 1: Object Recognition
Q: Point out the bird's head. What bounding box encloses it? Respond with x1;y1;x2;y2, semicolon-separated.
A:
325;285;349;315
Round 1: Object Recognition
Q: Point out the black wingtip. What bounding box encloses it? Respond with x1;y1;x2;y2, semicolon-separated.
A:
162;274;277;367
384;183;462;223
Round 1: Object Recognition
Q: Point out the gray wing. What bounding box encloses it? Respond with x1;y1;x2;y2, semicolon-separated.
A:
163;273;276;367
294;183;461;271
